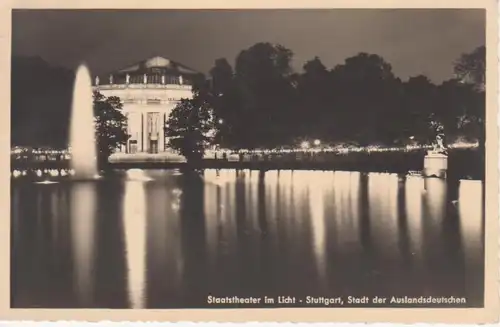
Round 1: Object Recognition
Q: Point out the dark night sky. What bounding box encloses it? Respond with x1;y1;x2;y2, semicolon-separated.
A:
12;9;485;83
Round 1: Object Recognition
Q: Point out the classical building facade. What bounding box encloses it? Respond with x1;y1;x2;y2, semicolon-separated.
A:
93;56;199;154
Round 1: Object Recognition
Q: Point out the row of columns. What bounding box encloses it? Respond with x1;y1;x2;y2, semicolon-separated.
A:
118;112;167;154
95;74;184;86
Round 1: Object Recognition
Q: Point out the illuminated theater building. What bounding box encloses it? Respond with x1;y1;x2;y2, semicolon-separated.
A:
93;56;199;154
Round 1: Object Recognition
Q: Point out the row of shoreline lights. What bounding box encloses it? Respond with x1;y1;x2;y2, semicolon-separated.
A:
12;169;76;178
218;139;479;155
11;140;479;157
11;148;71;155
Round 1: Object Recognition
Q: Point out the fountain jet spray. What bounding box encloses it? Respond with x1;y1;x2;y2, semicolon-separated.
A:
70;64;98;179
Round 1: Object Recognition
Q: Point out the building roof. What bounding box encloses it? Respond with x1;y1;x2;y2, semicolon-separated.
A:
114;56;199;75
95;56;202;86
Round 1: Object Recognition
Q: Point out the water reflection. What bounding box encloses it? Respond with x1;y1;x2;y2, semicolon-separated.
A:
308;172;327;287
11;169;485;308
204;169;238;283
367;173;400;260
424;178;447;229
331;171;362;253
123;175;147;308
458;180;484;302
459;180;484;254
146;172;184;307
405;176;424;262
70;182;97;307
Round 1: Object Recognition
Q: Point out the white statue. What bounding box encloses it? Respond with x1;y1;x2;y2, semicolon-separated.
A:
179;75;184;85
109;74;113;84
143;74;147;84
95;76;99;86
435;134;446;153
161;75;165;84
126;74;130;84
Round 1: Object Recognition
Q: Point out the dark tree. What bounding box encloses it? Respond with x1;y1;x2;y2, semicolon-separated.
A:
429;78;483;146
208;58;239;148
329;53;399;145
453;46;486;128
400;75;438;144
209;58;234;97
93;91;129;167
454;45;485;92
233;42;297;148
453;45;486;179
165;96;215;164
295;56;332;140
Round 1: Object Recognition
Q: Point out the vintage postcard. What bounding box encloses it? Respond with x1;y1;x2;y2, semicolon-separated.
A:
0;0;498;324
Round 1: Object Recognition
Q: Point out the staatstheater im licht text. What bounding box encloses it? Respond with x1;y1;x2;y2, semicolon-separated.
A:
206;295;467;306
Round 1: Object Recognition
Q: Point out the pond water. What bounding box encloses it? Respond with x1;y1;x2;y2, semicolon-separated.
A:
11;169;484;308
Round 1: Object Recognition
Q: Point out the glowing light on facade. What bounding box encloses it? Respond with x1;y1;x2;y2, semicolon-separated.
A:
93;56;199;154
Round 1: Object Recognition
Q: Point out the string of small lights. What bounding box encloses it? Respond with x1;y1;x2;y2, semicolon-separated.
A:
210;141;478;156
11;141;479;158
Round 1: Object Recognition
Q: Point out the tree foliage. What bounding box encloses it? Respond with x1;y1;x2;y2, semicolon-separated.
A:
93;91;129;165
454;45;485;92
205;45;485;148
231;42;297;148
165;96;215;163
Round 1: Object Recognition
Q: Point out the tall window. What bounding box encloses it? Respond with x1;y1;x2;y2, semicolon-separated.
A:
148;113;160;134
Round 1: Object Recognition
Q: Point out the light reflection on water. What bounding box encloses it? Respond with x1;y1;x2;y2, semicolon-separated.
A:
458;180;484;298
70;182;97;307
405;176;424;263
11;169;484;308
123;178;147;309
308;171;328;288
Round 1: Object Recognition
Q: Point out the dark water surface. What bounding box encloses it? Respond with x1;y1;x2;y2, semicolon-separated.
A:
11;169;484;308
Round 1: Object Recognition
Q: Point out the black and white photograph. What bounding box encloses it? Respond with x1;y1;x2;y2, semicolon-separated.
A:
5;4;498;322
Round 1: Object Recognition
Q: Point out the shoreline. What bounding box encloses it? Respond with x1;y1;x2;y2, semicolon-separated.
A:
10;148;485;181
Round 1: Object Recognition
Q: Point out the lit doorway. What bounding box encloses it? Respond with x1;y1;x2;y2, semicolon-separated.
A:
129;140;138;154
149;140;158;154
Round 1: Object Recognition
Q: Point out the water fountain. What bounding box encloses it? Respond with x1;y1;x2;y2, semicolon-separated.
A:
69;64;99;180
